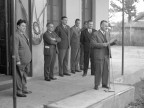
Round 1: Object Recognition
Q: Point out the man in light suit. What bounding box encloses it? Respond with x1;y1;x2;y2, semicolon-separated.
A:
80;20;96;76
55;16;71;77
70;19;82;74
90;20;117;90
43;22;61;81
15;19;32;97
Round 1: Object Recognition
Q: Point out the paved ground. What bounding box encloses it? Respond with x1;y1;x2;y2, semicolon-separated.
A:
110;46;144;79
0;72;95;108
0;46;144;108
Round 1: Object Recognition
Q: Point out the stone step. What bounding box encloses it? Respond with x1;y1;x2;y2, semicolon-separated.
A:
46;84;135;108
0;75;12;91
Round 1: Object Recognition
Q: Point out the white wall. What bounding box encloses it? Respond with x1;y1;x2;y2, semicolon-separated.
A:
32;0;47;77
66;0;82;27
93;0;109;30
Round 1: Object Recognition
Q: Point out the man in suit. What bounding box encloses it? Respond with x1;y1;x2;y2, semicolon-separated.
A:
70;19;82;74
55;16;71;77
43;22;61;81
80;20;96;76
90;20;117;90
80;21;88;70
15;19;32;97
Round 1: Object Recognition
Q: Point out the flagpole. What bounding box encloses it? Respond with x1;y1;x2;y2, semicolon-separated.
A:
12;0;17;107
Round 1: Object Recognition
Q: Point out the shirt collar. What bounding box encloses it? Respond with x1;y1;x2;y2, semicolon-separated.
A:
17;29;24;35
48;30;52;34
62;24;66;28
100;29;105;35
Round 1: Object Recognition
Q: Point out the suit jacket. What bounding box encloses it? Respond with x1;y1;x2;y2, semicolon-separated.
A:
80;28;96;52
55;24;71;49
70;25;81;48
90;30;111;59
43;31;61;56
15;30;31;65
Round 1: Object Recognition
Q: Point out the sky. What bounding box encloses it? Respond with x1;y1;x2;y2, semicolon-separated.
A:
109;0;144;23
135;0;144;13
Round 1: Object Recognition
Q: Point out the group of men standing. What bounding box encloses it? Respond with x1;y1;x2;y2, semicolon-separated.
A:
43;16;96;81
43;16;117;90
15;16;117;97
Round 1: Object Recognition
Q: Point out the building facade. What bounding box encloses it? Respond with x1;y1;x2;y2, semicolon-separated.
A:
0;0;109;77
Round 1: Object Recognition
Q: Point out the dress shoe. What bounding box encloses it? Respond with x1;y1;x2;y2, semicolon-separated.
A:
82;73;87;77
50;77;57;80
23;90;32;94
64;73;71;76
71;70;75;74
75;70;82;72
102;85;110;89
59;74;64;77
17;93;27;97
45;78;51;81
94;86;99;90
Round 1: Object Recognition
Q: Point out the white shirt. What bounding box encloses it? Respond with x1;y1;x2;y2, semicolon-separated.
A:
88;29;92;33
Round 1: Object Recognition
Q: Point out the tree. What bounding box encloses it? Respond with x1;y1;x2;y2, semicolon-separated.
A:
110;0;138;22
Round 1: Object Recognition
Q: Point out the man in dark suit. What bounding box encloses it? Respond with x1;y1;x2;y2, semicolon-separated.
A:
55;16;71;77
80;21;88;70
43;22;61;81
15;19;32;97
80;20;96;76
90;20;117;90
70;19;82;74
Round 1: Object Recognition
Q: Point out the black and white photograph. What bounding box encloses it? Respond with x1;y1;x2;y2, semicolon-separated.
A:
0;0;144;108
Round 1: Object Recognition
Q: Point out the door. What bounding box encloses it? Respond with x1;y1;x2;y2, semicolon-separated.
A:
0;0;10;75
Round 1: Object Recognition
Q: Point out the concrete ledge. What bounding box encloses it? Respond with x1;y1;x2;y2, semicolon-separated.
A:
114;69;144;85
46;84;135;108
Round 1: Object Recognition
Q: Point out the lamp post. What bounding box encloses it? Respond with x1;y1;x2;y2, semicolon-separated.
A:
12;0;17;107
122;0;125;75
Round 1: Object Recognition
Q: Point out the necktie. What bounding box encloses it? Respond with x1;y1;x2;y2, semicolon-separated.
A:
23;34;30;46
103;32;107;42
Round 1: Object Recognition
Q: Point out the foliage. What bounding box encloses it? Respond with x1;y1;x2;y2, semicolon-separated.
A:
110;0;137;22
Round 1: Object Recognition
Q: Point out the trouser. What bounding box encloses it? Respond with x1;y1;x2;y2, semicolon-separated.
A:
16;64;29;94
83;50;94;75
58;48;69;75
94;57;110;87
71;46;80;71
79;44;84;69
44;50;56;79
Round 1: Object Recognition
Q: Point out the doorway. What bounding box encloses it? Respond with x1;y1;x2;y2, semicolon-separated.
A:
0;0;12;75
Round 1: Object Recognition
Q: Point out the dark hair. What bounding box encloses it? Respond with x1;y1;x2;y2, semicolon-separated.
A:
75;19;80;23
83;21;88;25
61;16;67;20
17;19;26;26
100;20;108;26
88;20;93;23
46;22;53;27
